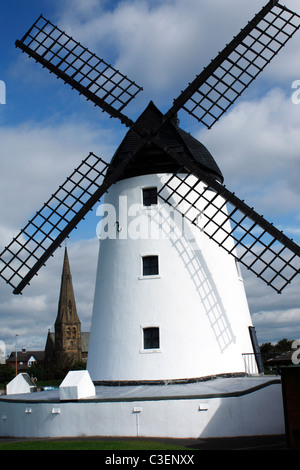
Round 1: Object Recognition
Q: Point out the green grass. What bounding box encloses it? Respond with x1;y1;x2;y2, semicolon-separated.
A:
0;439;189;451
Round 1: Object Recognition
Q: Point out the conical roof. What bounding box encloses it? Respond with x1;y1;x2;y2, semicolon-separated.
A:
55;247;80;326
109;101;223;182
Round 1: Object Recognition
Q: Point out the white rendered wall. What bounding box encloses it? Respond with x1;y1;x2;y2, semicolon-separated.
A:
0;381;284;438
59;371;95;401
87;174;257;382
6;373;36;395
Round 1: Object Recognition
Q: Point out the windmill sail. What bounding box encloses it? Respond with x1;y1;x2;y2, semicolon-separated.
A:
2;1;299;295
0;152;135;294
165;1;300;128
15;15;142;127
157;148;300;294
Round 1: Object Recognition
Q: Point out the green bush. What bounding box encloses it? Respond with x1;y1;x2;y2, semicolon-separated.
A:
0;364;14;385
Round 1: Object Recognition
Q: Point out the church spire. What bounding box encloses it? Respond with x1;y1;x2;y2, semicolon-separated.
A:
56;247;80;325
54;247;82;362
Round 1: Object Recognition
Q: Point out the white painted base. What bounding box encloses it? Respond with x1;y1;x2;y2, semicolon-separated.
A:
0;377;285;439
59;371;95;401
6;373;36;395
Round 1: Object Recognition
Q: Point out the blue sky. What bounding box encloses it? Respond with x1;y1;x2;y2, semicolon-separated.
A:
0;0;300;355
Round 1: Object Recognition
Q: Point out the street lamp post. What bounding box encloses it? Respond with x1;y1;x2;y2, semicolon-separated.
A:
15;333;19;376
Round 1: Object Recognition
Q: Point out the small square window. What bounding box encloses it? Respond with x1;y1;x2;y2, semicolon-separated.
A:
143;187;158;206
143;327;159;349
142;255;159;276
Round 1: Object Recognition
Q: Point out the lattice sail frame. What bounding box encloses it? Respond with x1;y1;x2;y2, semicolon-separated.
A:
0;154;111;294
15;15;142;126
166;1;300;128
158;169;300;294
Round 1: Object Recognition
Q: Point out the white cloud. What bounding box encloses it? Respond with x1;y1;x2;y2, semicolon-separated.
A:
239;260;300;344
54;0;300;106
0;237;99;354
253;308;300;327
0;119;111;354
197;88;300;218
252;307;300;344
0;119;118;244
55;0;270;102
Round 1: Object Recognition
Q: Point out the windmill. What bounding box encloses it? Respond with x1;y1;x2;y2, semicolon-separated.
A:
0;1;299;382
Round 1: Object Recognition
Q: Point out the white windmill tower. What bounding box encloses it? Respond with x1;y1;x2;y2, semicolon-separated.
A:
87;101;260;383
1;1;299;388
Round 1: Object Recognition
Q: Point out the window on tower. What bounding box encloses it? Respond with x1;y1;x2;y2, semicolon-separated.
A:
143;187;158;206
142;255;159;276
143;327;160;349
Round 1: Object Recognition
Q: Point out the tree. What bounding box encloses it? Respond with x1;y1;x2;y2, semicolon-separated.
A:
0;364;14;385
28;364;47;382
45;353;86;380
274;339;293;353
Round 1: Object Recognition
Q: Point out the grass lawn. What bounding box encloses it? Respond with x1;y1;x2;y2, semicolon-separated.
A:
0;379;192;451
0;439;190;451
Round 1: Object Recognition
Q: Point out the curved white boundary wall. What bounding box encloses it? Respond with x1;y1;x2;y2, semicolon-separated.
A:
0;379;284;438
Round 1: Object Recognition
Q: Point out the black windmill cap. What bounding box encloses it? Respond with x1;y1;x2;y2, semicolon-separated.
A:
109;101;223;183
